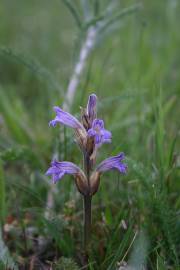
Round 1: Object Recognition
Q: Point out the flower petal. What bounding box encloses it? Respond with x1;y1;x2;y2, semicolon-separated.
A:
117;163;127;174
96;153;127;174
87;128;96;137
46;160;82;183
45;166;61;175
101;129;112;143
87;119;111;148
92;119;104;129
52;172;65;183
94;134;102;145
49;106;83;129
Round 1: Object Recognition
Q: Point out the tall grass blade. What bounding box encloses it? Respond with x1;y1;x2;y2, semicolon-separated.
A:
80;0;92;20
0;159;5;225
0;46;62;94
61;0;82;28
100;3;142;32
0;87;33;144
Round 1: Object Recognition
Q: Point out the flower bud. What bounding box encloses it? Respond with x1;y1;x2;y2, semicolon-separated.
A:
87;94;97;125
90;171;101;195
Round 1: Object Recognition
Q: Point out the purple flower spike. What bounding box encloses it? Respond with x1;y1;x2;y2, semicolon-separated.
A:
87;94;97;124
88;119;112;147
96;153;127;174
46;160;83;183
49;106;84;130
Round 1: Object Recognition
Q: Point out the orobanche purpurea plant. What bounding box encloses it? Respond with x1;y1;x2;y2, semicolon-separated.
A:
46;94;127;261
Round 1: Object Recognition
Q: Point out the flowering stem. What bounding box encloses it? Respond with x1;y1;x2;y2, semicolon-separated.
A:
83;195;92;252
83;152;92;264
84;152;90;180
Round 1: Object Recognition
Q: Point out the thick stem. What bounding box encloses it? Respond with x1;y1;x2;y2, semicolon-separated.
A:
83;152;92;266
83;195;92;252
83;152;91;183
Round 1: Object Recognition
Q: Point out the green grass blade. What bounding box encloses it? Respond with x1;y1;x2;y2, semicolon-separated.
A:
0;46;63;95
61;0;82;29
0;159;5;225
100;3;142;32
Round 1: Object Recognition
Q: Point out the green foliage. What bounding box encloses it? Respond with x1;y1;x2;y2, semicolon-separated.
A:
0;47;62;95
0;159;6;224
53;257;79;270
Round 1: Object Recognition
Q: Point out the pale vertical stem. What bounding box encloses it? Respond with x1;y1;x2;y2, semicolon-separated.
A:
63;26;97;111
44;184;57;219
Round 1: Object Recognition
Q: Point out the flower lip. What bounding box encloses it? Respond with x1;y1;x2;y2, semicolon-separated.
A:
93;119;104;130
45;160;82;183
49;106;84;130
96;152;127;174
87;118;112;147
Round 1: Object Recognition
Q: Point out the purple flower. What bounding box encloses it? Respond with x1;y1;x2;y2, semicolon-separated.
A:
87;94;97;125
87;119;112;147
96;152;127;174
49;106;84;130
46;160;83;183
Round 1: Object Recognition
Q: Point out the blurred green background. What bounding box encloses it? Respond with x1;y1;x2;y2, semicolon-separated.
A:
0;0;179;269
